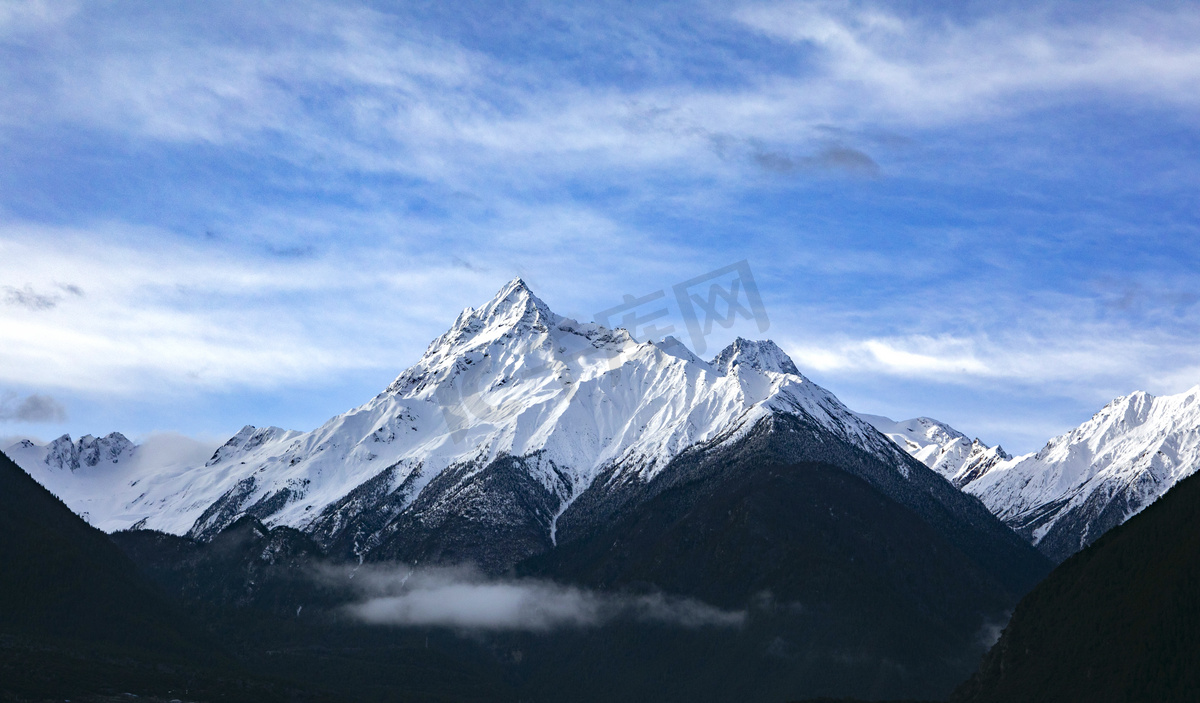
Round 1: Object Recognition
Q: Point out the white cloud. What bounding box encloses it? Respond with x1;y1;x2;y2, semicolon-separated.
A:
0;221;461;394
0;212;702;396
128;431;222;473
784;326;1196;406
733;1;1200;126
10;0;1198;191
332;564;746;631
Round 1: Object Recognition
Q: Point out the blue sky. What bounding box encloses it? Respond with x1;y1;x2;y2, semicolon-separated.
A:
2;0;1199;454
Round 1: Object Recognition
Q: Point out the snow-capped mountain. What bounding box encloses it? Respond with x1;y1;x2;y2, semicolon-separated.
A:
7;279;912;568
2;432;217;528
860;415;1011;488
865;388;1200;562
6;432;137;473
4;433;139;527
14;279;1181;567
961;386;1200;562
5;278;1053;695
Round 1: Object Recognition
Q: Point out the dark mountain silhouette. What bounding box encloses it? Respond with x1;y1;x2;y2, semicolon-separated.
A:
0;450;338;702
953;469;1200;703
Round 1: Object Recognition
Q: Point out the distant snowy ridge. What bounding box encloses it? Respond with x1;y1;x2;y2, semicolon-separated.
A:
963;386;1200;561
862;386;1200;561
858;415;1011;488
4;432;217;527
5;432;137;473
6;278;905;551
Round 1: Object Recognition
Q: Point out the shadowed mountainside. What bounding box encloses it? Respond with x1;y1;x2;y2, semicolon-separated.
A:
953;469;1200;703
0;450;343;703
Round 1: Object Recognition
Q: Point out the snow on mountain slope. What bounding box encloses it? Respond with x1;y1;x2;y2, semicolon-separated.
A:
6;432;137;473
9;279;905;544
3;433;217;527
860;415;1011;488
962;386;1200;561
863;387;1200;562
4;434;137;526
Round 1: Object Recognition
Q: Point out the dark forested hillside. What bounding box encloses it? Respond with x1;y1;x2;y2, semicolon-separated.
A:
953;469;1200;703
0;451;196;652
0;450;335;702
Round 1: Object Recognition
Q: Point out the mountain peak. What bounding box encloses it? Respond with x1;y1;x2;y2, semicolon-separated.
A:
502;275;532;294
459;278;553;333
904;417;967;442
477;276;553;322
860;413;1014;488
40;432;136;472
401;278;558;374
950;382;1200;561
712;338;801;376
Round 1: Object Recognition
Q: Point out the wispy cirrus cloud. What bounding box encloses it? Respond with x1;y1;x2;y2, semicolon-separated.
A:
788;331;1174;391
0;0;77;34
10;1;1200;184
0;222;450;394
733;1;1200;124
0;213;696;396
1;0;1199;451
